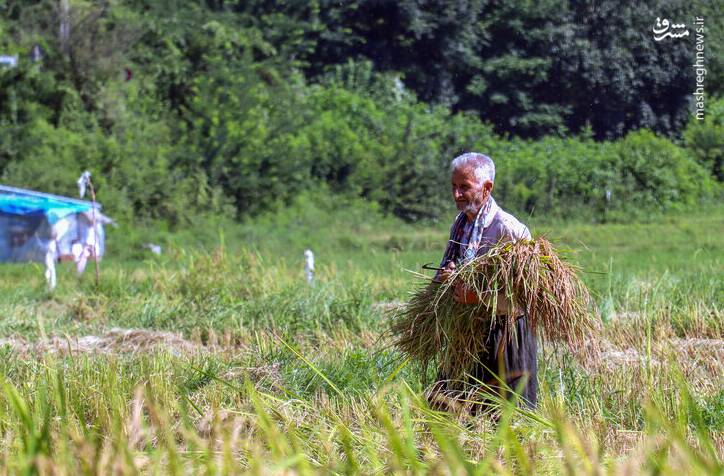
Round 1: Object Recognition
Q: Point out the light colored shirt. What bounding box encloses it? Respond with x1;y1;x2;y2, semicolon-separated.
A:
474;202;532;255
439;197;531;316
478;204;531;316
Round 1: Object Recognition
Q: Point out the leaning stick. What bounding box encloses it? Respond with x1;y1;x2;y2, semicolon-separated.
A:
87;176;100;286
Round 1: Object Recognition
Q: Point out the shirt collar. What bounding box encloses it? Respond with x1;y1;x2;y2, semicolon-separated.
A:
482;196;498;228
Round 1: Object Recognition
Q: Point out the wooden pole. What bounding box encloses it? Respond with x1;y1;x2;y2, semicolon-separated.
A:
87;177;101;286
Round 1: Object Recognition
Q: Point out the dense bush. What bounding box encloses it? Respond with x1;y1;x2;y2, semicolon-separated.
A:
471;129;714;221
685;97;724;182
0;92;216;223
0;2;719;225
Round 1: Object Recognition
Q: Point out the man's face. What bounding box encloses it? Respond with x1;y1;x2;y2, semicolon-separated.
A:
451;167;492;217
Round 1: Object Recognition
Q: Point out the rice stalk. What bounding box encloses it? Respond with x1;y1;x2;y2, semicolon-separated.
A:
390;237;598;379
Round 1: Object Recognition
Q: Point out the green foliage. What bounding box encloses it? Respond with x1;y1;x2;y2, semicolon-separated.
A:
174;36;312;217
0;85;226;223
0;0;719;225
301;0;711;139
301;69;494;221
685;97;724;181
611;130;713;212
471;129;714;221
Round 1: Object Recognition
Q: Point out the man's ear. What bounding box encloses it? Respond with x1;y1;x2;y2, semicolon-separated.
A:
483;180;494;194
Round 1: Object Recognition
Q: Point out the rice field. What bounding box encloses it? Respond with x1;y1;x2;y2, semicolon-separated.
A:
0;203;721;474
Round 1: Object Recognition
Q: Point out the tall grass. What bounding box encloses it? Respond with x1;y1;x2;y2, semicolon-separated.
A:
0;350;719;474
0;205;720;473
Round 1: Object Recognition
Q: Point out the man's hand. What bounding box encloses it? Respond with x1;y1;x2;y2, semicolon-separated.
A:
437;261;456;282
438;262;479;304
453;281;480;304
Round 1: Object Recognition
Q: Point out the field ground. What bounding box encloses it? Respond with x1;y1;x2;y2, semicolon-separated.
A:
0;203;721;474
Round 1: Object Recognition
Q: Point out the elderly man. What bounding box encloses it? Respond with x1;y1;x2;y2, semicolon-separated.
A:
432;152;537;412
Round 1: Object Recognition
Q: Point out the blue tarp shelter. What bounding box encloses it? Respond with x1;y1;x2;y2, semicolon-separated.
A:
0;186;111;286
0;189;93;224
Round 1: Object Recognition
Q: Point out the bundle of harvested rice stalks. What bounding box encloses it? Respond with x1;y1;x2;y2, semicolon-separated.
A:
390;237;597;380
